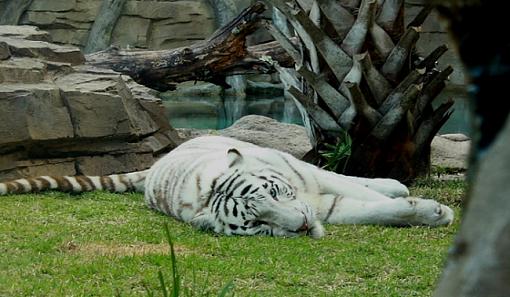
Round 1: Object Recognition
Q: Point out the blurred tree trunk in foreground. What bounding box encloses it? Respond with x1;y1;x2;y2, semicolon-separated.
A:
432;1;510;296
268;0;453;183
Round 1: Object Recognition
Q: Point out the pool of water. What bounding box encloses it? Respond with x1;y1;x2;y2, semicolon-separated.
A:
162;87;471;135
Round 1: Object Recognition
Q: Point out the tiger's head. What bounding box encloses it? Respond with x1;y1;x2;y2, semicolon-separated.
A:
191;148;325;238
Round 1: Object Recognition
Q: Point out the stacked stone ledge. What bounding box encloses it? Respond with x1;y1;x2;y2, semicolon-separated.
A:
0;25;181;180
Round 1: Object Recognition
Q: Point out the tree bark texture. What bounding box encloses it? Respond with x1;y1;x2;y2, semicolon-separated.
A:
0;0;34;25
432;1;510;296
207;0;247;95
269;0;453;182
84;0;128;54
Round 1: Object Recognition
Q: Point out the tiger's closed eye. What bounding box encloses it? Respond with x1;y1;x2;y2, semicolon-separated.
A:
270;188;277;199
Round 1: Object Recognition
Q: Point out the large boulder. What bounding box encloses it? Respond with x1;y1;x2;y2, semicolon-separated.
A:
431;134;471;170
178;115;312;158
0;25;181;181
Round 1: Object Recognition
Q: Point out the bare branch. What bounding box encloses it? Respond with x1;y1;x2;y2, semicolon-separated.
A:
370;22;395;60
415;44;448;70
86;3;275;91
297;65;351;118
346;82;383;127
407;5;433;28
317;0;355;38
263;20;302;63
379;68;425;114
381;26;420;82
84;0;128;54
376;0;403;36
288;86;344;133
414;100;454;151
342;0;377;56
356;52;392;104
0;0;34;25
272;0;353;82
370;84;422;141
414;66;453;117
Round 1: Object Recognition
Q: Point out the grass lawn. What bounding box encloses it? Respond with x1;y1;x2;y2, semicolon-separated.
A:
0;179;465;297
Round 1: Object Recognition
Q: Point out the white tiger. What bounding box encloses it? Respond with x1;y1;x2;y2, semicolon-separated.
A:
0;136;454;238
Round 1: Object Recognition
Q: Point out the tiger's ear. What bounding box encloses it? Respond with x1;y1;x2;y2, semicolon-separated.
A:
227;148;243;168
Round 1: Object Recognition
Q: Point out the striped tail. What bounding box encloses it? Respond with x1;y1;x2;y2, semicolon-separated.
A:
0;170;148;195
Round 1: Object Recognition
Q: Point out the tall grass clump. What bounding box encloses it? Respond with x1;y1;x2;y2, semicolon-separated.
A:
143;223;234;297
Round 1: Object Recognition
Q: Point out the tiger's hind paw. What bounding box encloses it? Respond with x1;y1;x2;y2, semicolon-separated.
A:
403;197;454;227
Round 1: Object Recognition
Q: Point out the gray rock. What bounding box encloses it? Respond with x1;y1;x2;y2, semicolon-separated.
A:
176;128;218;140
0;25;181;180
111;16;150;48
179;119;471;165
29;0;77;12
246;80;284;97
0;41;10;60
0;35;84;65
0;25;51;41
221;115;312;158
431;134;471;170
0;57;46;83
76;153;154;176
165;81;223;98
17;0;217;49
177;115;312;159
1;158;77;181
0;83;74;144
440;133;471;142
46;28;89;46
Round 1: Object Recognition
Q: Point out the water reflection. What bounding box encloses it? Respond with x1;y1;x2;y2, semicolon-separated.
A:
162;95;303;130
433;87;471;135
162;88;471;135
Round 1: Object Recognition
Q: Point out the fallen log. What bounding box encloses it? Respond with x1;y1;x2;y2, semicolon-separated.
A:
86;2;293;91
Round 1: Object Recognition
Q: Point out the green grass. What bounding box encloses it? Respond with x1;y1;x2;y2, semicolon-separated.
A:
0;180;465;296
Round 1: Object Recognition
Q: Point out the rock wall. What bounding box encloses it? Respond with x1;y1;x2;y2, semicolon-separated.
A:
16;0;218;50
0;25;181;180
1;0;465;87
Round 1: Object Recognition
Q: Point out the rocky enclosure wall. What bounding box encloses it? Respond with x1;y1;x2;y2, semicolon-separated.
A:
0;0;464;86
0;25;180;180
0;0;244;50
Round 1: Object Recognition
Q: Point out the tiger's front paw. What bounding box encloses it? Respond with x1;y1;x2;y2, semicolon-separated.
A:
308;220;325;239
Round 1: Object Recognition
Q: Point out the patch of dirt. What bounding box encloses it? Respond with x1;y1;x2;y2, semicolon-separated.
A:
59;241;189;257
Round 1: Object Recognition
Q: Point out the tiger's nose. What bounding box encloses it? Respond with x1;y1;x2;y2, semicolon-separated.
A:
297;222;309;232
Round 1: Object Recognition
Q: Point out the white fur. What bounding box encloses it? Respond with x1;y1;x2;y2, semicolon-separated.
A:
64;176;82;192
143;136;454;238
